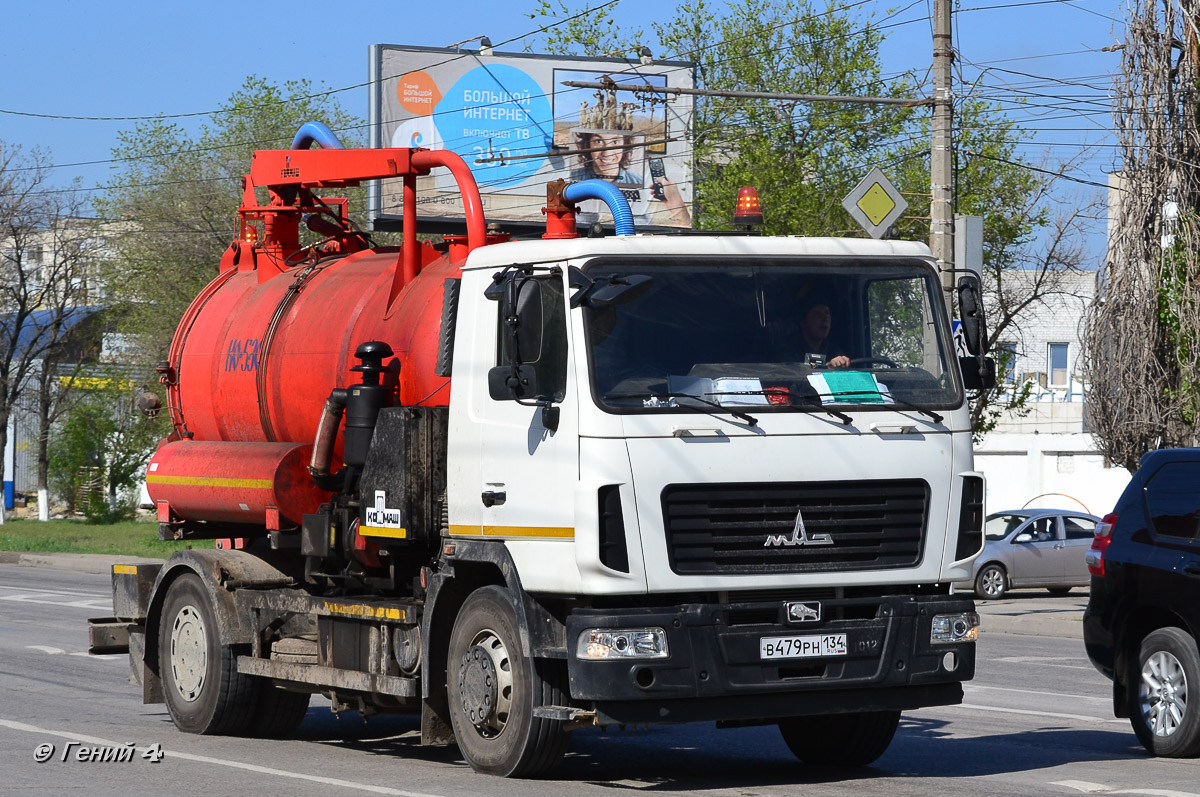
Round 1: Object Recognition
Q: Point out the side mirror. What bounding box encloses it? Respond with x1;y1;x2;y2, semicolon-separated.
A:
957;275;987;356
487;271;545;384
1014;533;1033;544
960;356;996;391
488;364;539;401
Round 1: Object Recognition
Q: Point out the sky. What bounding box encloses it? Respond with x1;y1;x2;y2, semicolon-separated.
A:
1;0;1121;254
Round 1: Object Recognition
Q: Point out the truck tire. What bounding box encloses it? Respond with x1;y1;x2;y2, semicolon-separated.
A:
778;711;901;767
1126;627;1200;757
975;563;1007;599
158;573;258;735
249;687;311;739
447;585;569;777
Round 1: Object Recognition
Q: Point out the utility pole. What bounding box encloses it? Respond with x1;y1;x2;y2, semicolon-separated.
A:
932;0;955;313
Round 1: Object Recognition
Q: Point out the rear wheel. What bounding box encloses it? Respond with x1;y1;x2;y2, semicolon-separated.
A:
779;711;901;767
975;564;1007;599
447;586;569;777
158;573;258;735
1126;627;1200;757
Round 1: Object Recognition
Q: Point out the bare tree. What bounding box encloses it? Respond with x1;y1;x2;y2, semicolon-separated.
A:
1082;0;1200;472
950;147;1105;439
0;142;93;523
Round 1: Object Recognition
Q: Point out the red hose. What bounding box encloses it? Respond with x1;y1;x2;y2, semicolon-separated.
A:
411;149;487;252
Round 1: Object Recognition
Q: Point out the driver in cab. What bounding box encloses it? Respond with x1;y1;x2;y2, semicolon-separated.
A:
798;294;849;368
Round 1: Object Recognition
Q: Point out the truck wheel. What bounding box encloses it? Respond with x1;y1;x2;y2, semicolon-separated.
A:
1126;627;1200;757
447;585;569;777
975;564;1007;599
779;711;901;767
158;573;258;735
250;687;311;739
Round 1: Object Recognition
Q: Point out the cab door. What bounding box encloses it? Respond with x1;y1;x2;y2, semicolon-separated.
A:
471;268;580;547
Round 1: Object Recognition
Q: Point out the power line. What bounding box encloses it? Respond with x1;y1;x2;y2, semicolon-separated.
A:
964;149;1116;190
0;0;625;123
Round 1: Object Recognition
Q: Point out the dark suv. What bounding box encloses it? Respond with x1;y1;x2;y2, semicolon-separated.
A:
1084;448;1200;758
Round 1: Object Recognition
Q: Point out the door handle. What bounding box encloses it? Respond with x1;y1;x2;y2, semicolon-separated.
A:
1183;563;1200;577
482;490;507;507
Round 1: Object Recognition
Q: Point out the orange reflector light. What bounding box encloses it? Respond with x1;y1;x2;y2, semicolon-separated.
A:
734;186;763;227
241;224;258;242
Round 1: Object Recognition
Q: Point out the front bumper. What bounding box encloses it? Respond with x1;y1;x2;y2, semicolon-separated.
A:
566;594;976;725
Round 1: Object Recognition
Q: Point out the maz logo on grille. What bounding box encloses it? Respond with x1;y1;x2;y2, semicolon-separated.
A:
765;509;834;547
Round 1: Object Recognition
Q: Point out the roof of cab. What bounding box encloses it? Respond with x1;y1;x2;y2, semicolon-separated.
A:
460;234;935;271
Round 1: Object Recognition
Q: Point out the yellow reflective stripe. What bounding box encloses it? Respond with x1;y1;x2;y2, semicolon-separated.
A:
112;565;138;575
359;526;408;539
146;474;274;489
322;601;407;621
448;524;575;539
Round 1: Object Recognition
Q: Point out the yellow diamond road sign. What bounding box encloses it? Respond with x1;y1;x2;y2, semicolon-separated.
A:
842;167;908;239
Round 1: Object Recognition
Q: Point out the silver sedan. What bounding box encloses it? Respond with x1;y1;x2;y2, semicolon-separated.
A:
954;508;1101;599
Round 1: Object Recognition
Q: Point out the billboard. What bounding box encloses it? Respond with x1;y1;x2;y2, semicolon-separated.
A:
368;45;695;231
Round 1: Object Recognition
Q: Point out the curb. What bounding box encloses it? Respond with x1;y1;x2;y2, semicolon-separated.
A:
0;551;164;576
978;611;1084;639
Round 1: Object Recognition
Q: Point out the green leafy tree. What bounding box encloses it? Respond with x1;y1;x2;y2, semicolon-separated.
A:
95;76;365;371
50;383;160;523
536;0;915;233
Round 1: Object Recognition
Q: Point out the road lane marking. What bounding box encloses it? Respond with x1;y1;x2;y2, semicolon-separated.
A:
965;684;1110;703
1054;779;1200;797
25;645;127;661
0;718;447;797
0;594;111;610
949;703;1125;724
0;585;109;597
992;656;1094;670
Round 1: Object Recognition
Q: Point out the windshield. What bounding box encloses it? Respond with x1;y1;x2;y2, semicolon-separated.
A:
583;257;962;414
985;513;1028;540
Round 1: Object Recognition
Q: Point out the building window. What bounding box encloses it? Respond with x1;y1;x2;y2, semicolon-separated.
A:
1048;343;1068;387
995;341;1018;384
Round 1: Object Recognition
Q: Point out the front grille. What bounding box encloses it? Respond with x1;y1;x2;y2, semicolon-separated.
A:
662;480;928;575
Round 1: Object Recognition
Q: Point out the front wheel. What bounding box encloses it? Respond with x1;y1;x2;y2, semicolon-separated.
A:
779;711;901;767
447;586;569;777
158;573;258;735
975;564;1007;599
1126;627;1200;757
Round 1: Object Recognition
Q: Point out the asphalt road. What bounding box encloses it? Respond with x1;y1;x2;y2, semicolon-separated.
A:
1;563;1195;797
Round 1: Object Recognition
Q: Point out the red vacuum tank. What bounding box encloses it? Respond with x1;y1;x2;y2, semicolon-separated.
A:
147;145;493;530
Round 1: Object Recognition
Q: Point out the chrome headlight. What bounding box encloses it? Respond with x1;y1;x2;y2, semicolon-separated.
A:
576;628;670;660
931;612;980;645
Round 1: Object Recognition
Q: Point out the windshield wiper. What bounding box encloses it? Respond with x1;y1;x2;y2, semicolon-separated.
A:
815;390;944;424
708;389;853;425
603;391;759;427
783;394;854;425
